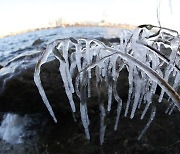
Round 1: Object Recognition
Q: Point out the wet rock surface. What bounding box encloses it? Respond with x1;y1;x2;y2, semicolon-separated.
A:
0;59;68;113
32;38;44;46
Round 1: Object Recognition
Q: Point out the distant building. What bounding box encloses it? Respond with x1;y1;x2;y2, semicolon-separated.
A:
55;18;63;27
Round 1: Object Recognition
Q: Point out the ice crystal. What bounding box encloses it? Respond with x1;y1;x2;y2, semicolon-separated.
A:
34;25;180;144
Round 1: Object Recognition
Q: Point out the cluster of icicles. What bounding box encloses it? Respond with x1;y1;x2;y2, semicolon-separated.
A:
34;25;180;145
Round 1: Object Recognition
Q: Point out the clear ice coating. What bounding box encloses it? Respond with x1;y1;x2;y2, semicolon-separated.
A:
34;25;180;144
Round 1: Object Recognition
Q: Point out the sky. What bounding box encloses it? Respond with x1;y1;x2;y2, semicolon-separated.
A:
0;0;180;36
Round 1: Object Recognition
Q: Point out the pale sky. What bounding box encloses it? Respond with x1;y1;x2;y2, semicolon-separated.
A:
0;0;180;36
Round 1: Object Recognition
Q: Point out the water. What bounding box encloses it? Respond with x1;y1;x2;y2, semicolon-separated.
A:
0;27;123;66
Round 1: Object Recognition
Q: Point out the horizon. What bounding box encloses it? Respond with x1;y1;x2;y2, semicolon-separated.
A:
0;23;136;38
0;0;180;37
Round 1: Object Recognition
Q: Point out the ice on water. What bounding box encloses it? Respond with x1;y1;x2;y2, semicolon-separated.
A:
34;26;180;144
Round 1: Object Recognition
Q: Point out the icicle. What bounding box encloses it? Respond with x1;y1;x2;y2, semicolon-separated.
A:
86;44;92;98
95;66;101;86
175;53;180;66
124;85;133;117
137;74;148;109
172;68;176;77
168;104;175;115
71;112;77;122
113;81;122;131
70;60;77;76
151;81;158;94
69;51;77;76
75;42;82;73
80;103;90;140
141;80;157;119
141;101;151;120
101;66;106;77
158;65;173;102
54;41;75;110
34;43;58;123
111;55;119;80
124;64;134;117
99;103;106;145
61;41;75;93
173;72;180;90
138;94;144;109
165;102;174;114
87;77;91;98
79;72;90;140
138;103;156;140
59;61;76;112
170;37;179;63
79;74;87;104
84;102;90;125
75;74;80;98
107;81;113;112
85;40;91;65
138;77;151;109
104;58;110;83
130;68;142;119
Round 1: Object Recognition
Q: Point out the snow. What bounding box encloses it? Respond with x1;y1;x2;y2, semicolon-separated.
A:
34;26;180;144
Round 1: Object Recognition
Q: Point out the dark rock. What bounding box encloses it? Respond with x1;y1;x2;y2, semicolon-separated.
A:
0;60;68;114
97;37;112;46
108;37;120;44
0;65;3;69
97;37;120;46
32;39;44;46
